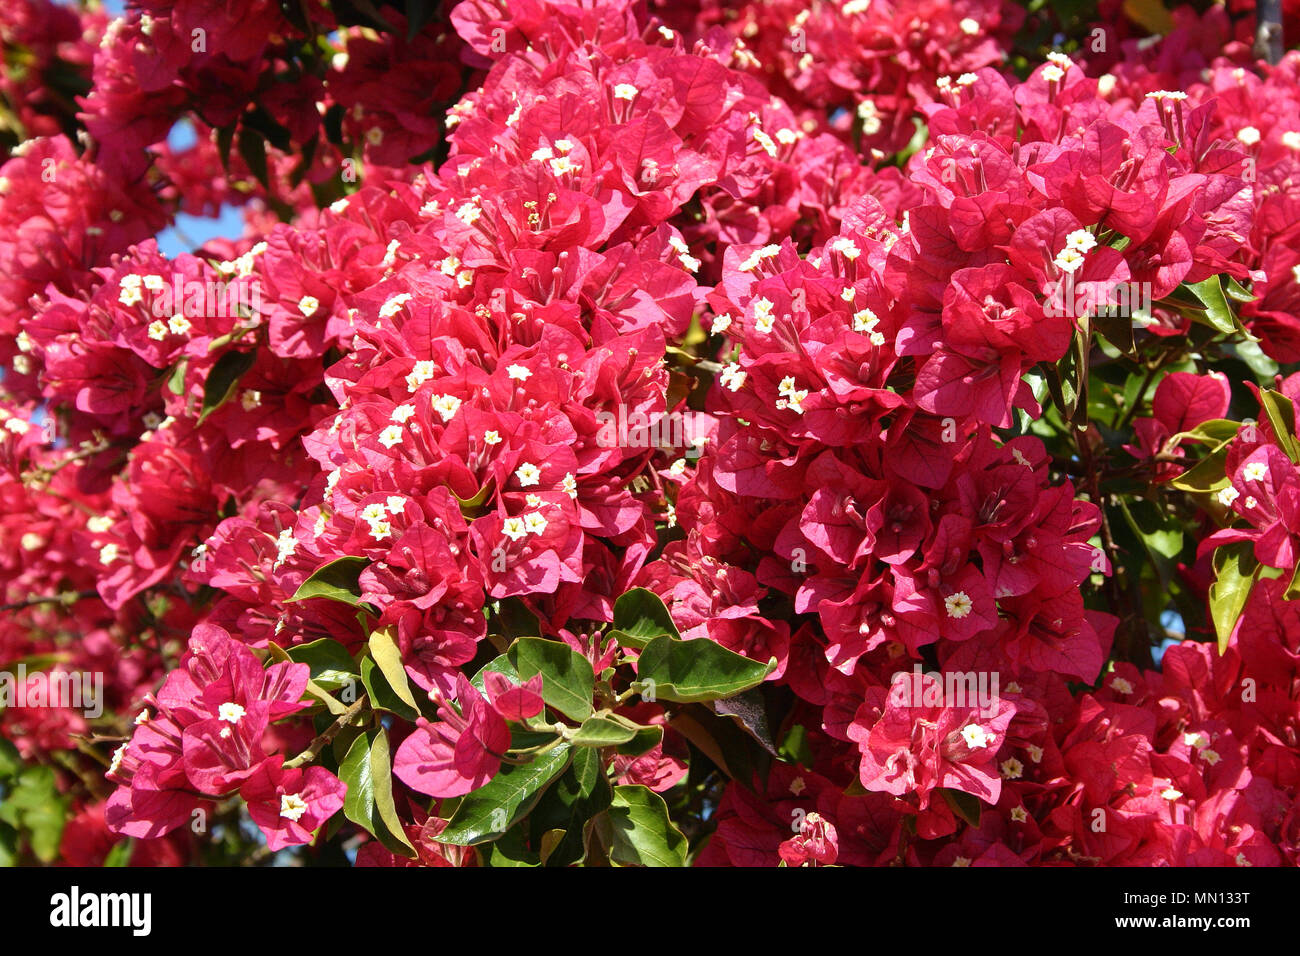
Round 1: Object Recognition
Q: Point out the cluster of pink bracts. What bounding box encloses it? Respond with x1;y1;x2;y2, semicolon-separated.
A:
2;0;1299;866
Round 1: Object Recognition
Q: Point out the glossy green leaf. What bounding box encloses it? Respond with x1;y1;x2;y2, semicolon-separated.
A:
340;729;414;857
527;747;611;867
569;713;641;748
435;741;572;847
197;349;257;425
367;626;419;713
103;838;134;867
609;588;681;649
1184;275;1237;335
508;638;594;721
632;635;776;703
1209;543;1259;653
940;788;983;828
287;556;370;607
361;656;417;720
1259;390;1300;463
606;785;687;867
286;638;358;693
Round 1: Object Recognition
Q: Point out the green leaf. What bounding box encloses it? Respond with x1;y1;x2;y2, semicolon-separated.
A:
435;741;572;846
236;129;269;189
339;732;376;835
605;785;688;867
361;656;418;720
1170;418;1241;446
340;730;415;857
481;827;540;867
1117;498;1184;589
103;838;134;867
367;627;419;713
939;788;983;828
527;747;612;867
1286;563;1300;601
266;642;350;714
369;727;415;854
508;638;594;721
609;588;681;650
1224;276;1256;304
286;638;358;693
1;766;66;863
1169;442;1230;494
569;713;641;748
1259;390;1300;464
0;737;21;778
197;349;257;425
165;360;187;396
614;723;663;757
1184;275;1237;335
632;635;776;703
1209;543;1260;653
287;556;370;607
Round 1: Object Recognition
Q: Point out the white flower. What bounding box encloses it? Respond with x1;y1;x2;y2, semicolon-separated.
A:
455;200;481;225
98;543;119;565
483;430;502;445
118;276;143;307
853;308;879;332
720;364;747;392
406;360;437;392
613;83;639;101
1243;461;1268;482
506;364;531;381
168;314;192;336
1110;677;1134;694
1236;126;1261;146
142;274;166;291
147;319;169;341
279;793;309;822
368;518;393;541
1054;247;1085;273
380;293;412;318
1217;486;1241;507
1001;757;1024;778
391;404;416;423
378;424;404;448
1282;131;1300;151
1161;787;1183;800
298;295;320;317
711;313;733;334
830;237;861;260
87;515;113;533
1042;65;1064;84
274;528;297;565
944;591;973;619
501;516;527;541
523;512;548;535
959;17;980;35
431;394;462;422
218;702;246;724
240;390;262;412
361;503;389;524
515;462;541;487
961;724;993;749
1065;229;1097;253
385;496;406;515
753;297;775;333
